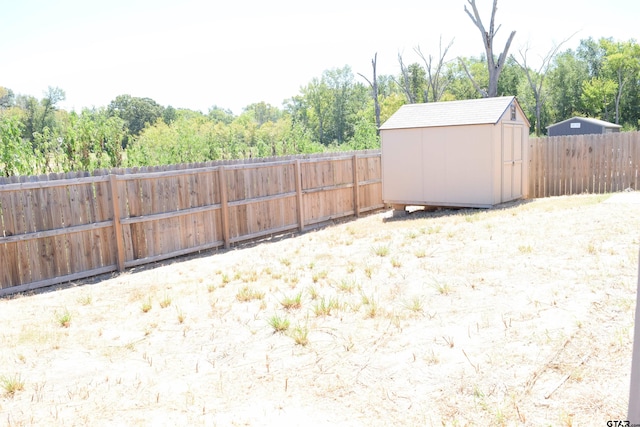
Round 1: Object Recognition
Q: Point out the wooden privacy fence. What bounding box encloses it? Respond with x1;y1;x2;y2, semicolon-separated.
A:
529;131;640;198
0;151;383;296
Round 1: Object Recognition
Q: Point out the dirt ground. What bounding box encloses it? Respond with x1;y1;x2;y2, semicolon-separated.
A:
1;193;639;426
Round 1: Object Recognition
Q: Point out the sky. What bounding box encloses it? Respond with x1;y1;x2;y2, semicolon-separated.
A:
1;0;639;115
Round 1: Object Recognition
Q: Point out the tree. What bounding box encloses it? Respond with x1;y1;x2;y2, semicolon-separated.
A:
396;55;427;103
600;39;640;124
208;105;235;125
357;53;381;133
415;37;455;102
107;95;165;145
0;111;34;176
294;66;368;145
577;37;607;78
513;35;574;135
0;87;15;109
324;66;366;144
449;57;486;100
581;77;618;121
463;0;516;97
547;50;589;122
242;102;282;126
302;76;332;144
16;86;65;143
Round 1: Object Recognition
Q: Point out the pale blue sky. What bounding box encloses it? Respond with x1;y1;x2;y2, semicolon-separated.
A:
1;0;638;114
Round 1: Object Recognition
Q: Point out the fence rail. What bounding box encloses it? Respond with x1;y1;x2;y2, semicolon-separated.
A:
529;131;640;198
0;150;383;296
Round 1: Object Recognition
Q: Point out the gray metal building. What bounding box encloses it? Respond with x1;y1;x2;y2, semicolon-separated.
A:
547;117;621;136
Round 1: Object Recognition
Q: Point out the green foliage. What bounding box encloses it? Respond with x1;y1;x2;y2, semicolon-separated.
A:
127;115;214;166
107;94;165;143
547;50;590;121
3;35;640;177
581;77;618;120
0;111;33;176
0;86;15;109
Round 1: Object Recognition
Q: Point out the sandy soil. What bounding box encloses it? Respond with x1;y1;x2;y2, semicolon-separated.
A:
1;193;639;426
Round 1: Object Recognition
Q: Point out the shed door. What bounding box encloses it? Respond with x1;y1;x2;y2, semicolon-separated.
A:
502;123;523;202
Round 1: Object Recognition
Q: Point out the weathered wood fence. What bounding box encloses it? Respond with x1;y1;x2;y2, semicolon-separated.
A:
0;150;383;296
529;131;640;198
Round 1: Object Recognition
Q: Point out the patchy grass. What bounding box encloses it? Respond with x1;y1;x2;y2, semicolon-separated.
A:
0;194;638;425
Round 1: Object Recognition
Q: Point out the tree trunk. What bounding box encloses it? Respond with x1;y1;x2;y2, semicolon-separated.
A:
358;53;381;135
464;0;516;97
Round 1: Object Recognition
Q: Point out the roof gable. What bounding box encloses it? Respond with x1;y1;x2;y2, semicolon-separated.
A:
379;96;522;130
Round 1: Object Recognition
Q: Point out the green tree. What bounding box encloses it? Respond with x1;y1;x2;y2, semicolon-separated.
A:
600;38;640;123
107;95;165;146
577;37;607;78
58;109;127;171
0;87;15;109
397;57;428;103
0;111;34;176
547;50;589;123
16;86;65;143
208;105;235;124
243;102;282;126
448;57;486;100
127;115;214;166
581;77;618;121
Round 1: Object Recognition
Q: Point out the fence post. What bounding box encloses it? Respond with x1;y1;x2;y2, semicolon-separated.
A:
352;154;360;217
628;245;640;423
294;160;304;231
109;174;125;272
218;166;230;249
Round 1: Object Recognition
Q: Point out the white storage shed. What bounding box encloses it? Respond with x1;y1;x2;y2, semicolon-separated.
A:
380;96;530;210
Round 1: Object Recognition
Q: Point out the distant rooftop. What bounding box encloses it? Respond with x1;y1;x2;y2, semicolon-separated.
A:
547;116;622;129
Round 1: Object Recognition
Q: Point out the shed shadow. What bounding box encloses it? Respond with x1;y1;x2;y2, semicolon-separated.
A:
381;198;534;223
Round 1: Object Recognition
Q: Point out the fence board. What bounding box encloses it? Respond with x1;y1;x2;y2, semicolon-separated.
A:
529;132;640;198
0;151;383;295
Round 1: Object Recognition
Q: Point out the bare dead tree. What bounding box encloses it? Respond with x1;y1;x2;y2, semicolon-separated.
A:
463;0;516;97
415;36;455;102
396;53;416;103
513;34;576;136
357;53;381;133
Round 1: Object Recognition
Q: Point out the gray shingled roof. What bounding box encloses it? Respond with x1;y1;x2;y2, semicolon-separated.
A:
547;116;622;129
379;96;516;130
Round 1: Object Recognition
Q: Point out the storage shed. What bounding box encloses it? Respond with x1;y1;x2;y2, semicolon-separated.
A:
380;96;530;210
547;116;621;136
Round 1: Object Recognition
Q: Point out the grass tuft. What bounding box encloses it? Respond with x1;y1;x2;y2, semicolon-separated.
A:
372;244;390;257
280;292;302;310
1;374;25;396
268;315;290;333
141;297;152;313
236;286;265;302
56;308;72;328
159;293;172;308
290;324;309;346
312;296;339;317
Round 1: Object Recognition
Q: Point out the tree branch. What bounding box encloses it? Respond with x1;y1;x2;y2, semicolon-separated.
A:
458;57;488;98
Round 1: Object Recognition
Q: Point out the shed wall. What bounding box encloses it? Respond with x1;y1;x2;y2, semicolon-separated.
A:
382;124;497;208
381;128;424;202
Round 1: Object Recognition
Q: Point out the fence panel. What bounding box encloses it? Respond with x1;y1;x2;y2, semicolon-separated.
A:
529;132;640;198
1;151;383;295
